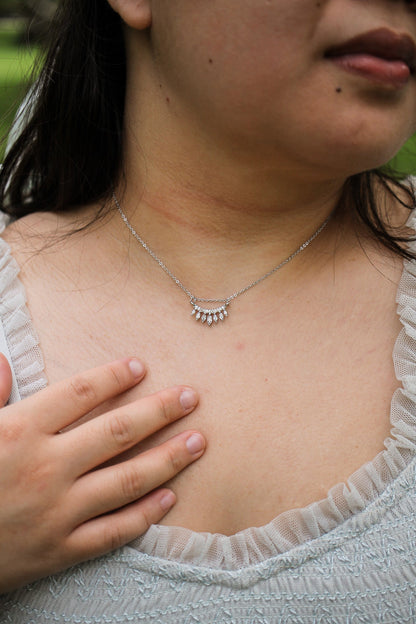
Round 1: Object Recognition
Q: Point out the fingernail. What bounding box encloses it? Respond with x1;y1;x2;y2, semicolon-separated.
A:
180;388;197;411
128;359;145;379
186;433;205;455
160;491;176;511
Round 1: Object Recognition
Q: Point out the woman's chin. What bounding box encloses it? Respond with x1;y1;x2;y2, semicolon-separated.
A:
315;135;415;178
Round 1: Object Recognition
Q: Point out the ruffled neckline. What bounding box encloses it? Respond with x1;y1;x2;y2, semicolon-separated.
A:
1;210;416;572
130;210;416;570
0;213;47;402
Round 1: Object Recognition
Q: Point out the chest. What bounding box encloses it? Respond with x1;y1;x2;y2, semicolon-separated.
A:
23;264;401;534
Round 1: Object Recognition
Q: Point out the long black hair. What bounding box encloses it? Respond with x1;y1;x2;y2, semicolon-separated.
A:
0;0;125;215
0;0;415;259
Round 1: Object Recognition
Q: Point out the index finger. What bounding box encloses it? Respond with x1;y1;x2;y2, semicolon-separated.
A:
10;358;146;433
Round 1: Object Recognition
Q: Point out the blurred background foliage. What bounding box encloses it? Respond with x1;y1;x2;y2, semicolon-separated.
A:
0;0;415;174
0;0;56;159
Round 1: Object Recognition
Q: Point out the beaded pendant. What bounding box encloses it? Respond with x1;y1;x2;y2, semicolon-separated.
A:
190;300;229;326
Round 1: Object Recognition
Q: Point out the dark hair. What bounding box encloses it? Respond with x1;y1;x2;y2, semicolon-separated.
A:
0;0;126;216
0;0;415;259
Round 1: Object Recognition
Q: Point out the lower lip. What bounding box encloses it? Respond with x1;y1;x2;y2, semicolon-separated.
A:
330;54;411;89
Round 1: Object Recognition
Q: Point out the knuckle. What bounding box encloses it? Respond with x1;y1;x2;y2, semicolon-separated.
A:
153;392;175;425
103;524;125;551
118;466;144;501
139;506;153;533
36;522;62;553
107;413;134;449
68;376;97;404
164;444;183;475
106;363;125;392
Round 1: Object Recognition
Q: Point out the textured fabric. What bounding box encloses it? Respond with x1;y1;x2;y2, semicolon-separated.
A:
2;462;416;622
1;211;416;622
0;214;47;402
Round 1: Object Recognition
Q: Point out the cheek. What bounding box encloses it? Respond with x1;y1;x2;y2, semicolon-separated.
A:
150;1;416;174
152;23;310;141
150;0;321;98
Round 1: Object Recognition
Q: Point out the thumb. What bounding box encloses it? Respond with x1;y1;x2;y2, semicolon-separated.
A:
0;353;13;406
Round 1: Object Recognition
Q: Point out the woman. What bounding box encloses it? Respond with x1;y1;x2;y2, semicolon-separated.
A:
1;0;416;620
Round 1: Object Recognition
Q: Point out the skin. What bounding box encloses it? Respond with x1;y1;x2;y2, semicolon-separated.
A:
120;0;416;210
0;355;205;593
1;0;416;590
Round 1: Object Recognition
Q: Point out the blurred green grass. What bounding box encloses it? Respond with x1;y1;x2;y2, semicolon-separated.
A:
386;134;416;178
0;26;38;159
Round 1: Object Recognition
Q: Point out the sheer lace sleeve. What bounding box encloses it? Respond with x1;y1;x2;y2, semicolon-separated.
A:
0;212;47;403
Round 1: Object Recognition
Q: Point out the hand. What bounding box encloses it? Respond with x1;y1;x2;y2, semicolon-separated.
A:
0;355;204;593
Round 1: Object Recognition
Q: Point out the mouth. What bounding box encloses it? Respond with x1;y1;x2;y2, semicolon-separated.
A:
325;28;416;89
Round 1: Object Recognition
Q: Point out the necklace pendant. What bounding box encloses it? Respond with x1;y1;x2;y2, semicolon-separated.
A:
115;192;331;327
190;300;229;326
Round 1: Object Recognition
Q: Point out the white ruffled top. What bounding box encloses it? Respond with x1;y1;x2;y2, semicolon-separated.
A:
1;210;416;571
0;214;46;404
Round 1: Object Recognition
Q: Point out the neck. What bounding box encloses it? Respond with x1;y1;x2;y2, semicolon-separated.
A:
113;41;354;298
113;166;349;300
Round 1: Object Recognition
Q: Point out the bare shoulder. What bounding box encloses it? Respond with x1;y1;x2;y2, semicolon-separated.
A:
0;205;113;323
0;205;122;382
0;202;128;307
1;203;118;285
2;207;97;263
2;212;64;264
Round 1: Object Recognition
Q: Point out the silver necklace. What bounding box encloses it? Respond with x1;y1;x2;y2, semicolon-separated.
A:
114;192;331;326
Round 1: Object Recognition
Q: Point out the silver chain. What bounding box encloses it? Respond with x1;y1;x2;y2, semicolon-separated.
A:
114;192;331;322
